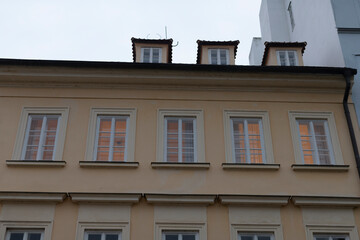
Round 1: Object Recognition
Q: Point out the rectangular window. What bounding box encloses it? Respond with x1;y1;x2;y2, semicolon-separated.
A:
22;114;60;160
208;49;229;65
297;119;334;165
276;51;298;66
162;231;198;240
313;235;348;240
238;233;274;240
141;48;162;63
288;1;295;31
231;118;266;163
84;231;121;240
94;116;129;161
165;117;196;162
6;230;44;240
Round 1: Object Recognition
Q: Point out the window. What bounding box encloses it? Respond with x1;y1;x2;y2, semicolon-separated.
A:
313;235;348;240
288;1;295;31
289;112;343;165
296;119;334;164
141;48;162;63
157;110;205;163
84;231;121;240
238;233;274;240
85;108;136;162
276;51;298;66
162;231;198;240
6;230;44;240
94;116;129;161
12;107;69;161
224;111;274;164
165;117;196;162
208;49;229;65
231;118;266;163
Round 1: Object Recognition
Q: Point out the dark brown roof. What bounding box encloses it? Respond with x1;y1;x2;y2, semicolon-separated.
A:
196;40;240;64
261;41;307;66
131;37;173;63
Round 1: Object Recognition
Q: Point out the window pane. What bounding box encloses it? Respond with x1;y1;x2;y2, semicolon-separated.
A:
239;236;253;240
220;49;227;65
105;234;119;240
9;233;24;240
152;48;160;63
28;233;42;240
288;51;297;66
143;48;150;63
88;234;102;240
258;237;271;240
182;119;195;162
165;234;179;240
183;234;196;240
210;50;218;64
278;51;287;66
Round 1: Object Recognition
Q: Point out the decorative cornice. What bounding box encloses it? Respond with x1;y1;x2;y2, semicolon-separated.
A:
145;194;216;204
0;192;67;202
222;163;280;170
291;196;360;207
151;162;210;169
219;195;289;206
6;160;66;167
69;193;141;203
291;164;349;171
79;161;139;168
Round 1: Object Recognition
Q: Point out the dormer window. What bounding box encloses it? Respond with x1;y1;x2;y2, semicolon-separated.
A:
141;48;162;63
209;49;229;65
277;50;298;66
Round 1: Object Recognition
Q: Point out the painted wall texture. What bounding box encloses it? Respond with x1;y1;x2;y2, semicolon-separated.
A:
0;61;359;240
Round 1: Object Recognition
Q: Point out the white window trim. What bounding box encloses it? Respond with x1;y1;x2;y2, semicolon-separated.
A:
305;225;358;240
238;232;274;240
157;109;205;163
84;230;122;240
141;47;162;63
276;50;298;66
85;108;136;162
288;111;343;165
0;221;52;240
76;222;129;240
224;110;274;164
208;49;230;65
155;223;206;240
12;107;69;161
162;231;199;240
5;229;44;240
231;224;283;240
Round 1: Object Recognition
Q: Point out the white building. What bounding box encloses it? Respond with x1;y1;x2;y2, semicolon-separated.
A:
250;0;360;121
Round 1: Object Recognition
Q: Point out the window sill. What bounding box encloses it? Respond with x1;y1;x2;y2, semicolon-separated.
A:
6;160;66;167
291;164;349;171
222;163;280;170
79;161;139;168
151;162;210;169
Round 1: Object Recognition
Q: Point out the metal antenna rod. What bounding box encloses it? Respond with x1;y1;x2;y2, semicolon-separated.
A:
165;26;168;39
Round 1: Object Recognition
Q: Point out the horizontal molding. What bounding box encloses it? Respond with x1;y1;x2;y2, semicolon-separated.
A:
69;193;141;203
79;161;139;168
145;194;216;204
337;27;360;33
151;162;210;169
0;192;66;202
292;164;349;171
222;163;280;170
6;160;66;167
219;195;289;206
291;196;360;207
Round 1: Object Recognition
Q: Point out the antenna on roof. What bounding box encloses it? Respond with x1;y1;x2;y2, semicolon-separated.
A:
165;26;179;47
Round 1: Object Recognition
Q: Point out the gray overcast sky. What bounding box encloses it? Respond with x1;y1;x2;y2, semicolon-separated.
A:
0;0;262;65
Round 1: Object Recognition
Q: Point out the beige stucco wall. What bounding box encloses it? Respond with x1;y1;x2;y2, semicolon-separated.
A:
199;45;236;65
134;43;169;63
265;47;304;66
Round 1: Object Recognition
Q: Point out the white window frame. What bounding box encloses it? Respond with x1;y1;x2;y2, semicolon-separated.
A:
208;49;230;65
157;109;205;163
85;108;136;162
84;230;122;240
288;111;343;165
5;229;44;240
77;223;129;240
155;223;206;240
238;232;274;240
224;110;274;164
313;234;349;240
306;226;357;240
141;47;162;63
231;224;283;240
0;221;52;240
276;50;298;66
12;107;69;161
162;231;199;240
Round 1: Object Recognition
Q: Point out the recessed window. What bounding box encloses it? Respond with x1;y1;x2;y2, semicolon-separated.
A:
162;231;198;240
313;235;349;240
208;49;229;65
94;116;129;161
141;48;162;63
297;119;334;165
288;1;295;31
84;231;121;240
165;117;196;162
238;233;274;240
231;118;266;163
6;230;44;240
276;51;298;66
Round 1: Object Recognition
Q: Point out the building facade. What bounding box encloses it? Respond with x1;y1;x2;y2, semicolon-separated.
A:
0;39;359;240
